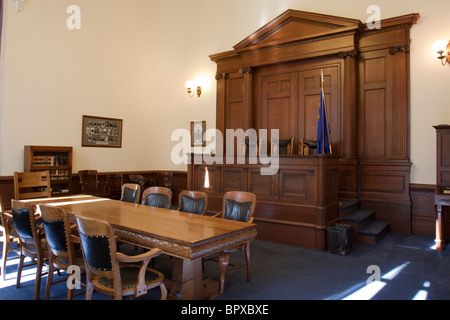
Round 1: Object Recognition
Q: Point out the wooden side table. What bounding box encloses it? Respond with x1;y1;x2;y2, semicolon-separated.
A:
435;194;450;251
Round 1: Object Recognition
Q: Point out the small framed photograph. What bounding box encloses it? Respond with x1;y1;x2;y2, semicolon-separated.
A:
190;120;206;147
82;115;123;148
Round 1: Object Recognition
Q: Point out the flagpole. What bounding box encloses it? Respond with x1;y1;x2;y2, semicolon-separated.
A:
320;70;332;155
320;70;325;154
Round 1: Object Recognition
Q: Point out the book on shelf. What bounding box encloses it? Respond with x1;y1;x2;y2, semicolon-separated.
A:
443;188;450;195
32;154;69;167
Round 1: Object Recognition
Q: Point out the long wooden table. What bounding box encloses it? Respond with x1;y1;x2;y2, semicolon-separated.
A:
19;195;257;300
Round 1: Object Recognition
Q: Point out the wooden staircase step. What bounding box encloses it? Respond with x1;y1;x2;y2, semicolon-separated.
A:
339;202;389;245
358;220;389;244
342;209;374;228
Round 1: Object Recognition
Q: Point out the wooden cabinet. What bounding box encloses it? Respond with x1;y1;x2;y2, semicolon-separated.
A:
24;146;73;196
434;125;450;191
434;125;450;251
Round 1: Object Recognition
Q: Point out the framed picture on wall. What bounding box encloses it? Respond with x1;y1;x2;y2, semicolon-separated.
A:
190;120;206;147
82;115;123;148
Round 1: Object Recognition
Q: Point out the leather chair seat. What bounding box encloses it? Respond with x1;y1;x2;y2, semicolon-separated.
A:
97;265;164;290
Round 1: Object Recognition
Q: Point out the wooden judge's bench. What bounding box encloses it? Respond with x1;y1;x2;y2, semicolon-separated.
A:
187;154;340;251
189;10;420;250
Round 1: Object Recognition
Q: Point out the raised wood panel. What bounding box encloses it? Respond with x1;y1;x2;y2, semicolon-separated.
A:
363;89;386;160
227;102;245;131
442;133;450;167
225;74;244;132
364;57;385;82
278;170;313;200
222;167;247;192
260;72;297;143
361;172;405;193
197;166;219;194
229;76;244;99
248;169;275;196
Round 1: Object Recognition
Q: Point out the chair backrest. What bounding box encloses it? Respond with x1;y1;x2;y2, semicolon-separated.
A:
76;216;117;280
178;190;208;215
0;197;6;229
14;171;51;200
271;137;295;155
129;175;151;189
39;204;73;259
219;191;256;223
300;139;318;155
141;187;172;209
78;170;99;195
157;172;174;188
107;173;124;199
11;200;41;246
120;183;141;204
240;137;263;156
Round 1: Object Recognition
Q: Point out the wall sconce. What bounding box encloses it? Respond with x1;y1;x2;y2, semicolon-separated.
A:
185;80;202;98
434;40;450;66
10;0;25;13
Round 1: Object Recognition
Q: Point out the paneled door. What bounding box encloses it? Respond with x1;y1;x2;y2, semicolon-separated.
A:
258;61;341;155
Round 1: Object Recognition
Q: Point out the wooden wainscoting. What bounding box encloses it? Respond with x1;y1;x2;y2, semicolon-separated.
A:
0;170;187;211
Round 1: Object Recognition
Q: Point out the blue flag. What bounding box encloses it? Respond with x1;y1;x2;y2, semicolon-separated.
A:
317;79;330;155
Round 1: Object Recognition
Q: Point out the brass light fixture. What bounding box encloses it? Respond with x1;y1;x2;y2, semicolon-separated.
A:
185;80;202;98
435;40;450;66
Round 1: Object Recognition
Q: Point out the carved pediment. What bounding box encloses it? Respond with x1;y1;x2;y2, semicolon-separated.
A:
233;10;362;52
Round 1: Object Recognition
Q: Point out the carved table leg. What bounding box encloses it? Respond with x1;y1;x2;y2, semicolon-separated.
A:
168;257;218;300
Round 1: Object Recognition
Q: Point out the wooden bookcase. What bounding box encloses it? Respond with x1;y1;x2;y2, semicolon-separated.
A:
24;146;73;196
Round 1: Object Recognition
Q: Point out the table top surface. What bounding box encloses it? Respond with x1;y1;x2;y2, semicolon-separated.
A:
21;195;256;248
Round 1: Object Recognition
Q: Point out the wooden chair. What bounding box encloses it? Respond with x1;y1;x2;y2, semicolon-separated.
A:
78;170;108;197
120;183;141;204
271;137;295;155
11;200;49;300
107;173;124;200
39;204;85;300
210;191;256;294
157;172;175;194
177;190;208;215
129;174;152;190
14;171;51;200
300;139;318;155
240;137;264;156
141;187;172;209
76;215;167;300
0;197;19;281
